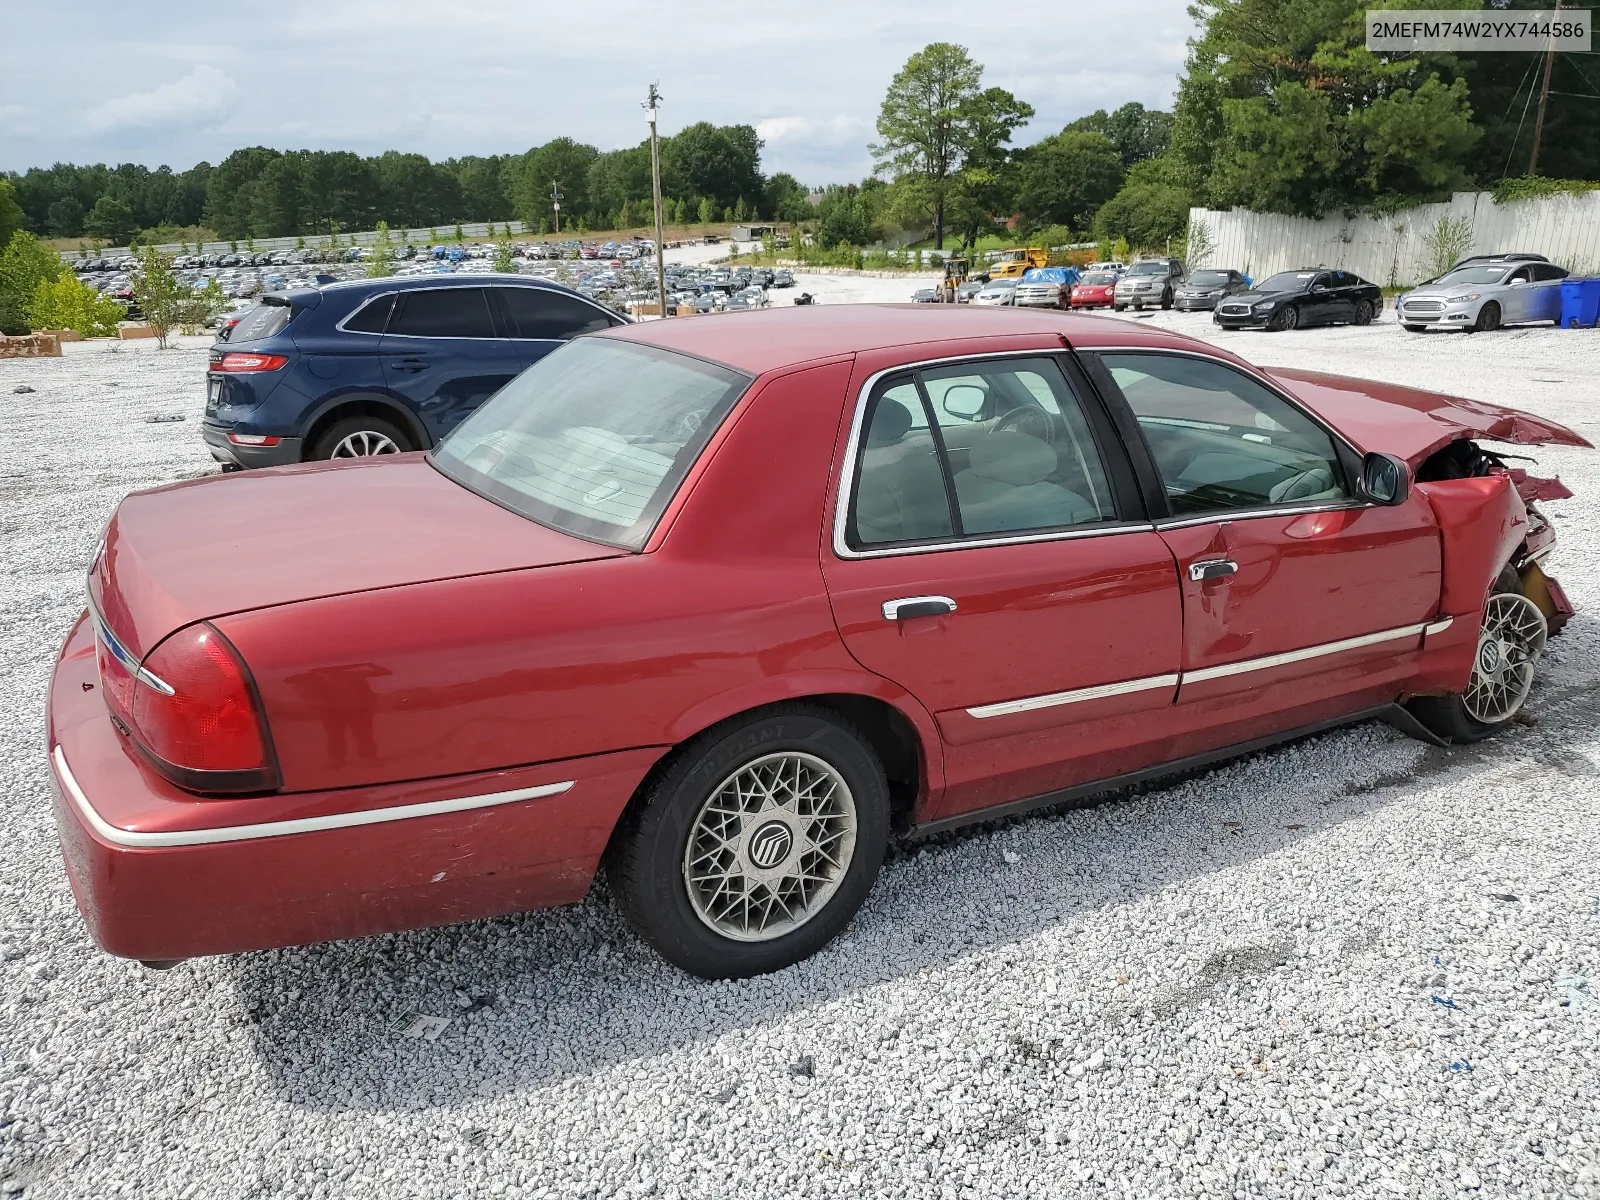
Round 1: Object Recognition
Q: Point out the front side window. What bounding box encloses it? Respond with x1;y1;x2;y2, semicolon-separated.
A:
389;288;497;338
1099;353;1350;516
849;358;1118;549
499;287;617;340
432;339;749;549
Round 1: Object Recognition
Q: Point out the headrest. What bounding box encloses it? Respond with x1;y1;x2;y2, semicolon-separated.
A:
867;398;914;446
969;431;1057;485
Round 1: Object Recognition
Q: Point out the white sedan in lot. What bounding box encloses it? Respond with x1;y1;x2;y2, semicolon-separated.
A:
971;278;1019;306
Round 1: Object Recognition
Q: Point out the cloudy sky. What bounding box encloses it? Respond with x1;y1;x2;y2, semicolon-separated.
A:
1;0;1197;183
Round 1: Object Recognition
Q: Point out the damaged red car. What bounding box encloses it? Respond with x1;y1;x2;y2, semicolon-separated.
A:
48;307;1589;978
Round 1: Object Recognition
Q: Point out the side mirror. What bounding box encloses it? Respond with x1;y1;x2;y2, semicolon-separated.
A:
941;385;987;420
1358;452;1409;506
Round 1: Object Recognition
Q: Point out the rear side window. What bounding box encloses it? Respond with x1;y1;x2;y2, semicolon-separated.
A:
389;288;496;338
343;293;394;334
229;303;291;342
498;287;617;339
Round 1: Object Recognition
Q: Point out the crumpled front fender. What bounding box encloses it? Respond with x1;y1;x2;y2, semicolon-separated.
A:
1417;474;1528;616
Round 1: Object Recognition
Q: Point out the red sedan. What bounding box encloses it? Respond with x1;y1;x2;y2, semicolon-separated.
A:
1071;271;1119;309
49;307;1587;978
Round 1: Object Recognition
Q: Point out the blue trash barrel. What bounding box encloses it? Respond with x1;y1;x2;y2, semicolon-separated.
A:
1560;279;1600;328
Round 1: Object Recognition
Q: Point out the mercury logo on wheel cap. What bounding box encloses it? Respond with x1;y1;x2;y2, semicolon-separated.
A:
747;821;794;870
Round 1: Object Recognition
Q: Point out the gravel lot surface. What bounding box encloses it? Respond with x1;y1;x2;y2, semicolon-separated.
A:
2;313;1598;1200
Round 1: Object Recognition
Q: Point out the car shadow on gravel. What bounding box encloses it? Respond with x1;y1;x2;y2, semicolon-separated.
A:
221;634;1600;1114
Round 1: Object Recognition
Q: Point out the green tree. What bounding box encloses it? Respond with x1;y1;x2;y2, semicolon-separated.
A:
872;43;1031;248
514;137;599;230
1015;130;1124;233
131;245;187;348
1065;103;1174;168
1174;0;1479;215
0;230;64;332
660;123;764;213
763;173;810;221
0;180;25;248
27;273;126;336
1091;157;1193;250
85;195;137;245
366;221;395;278
47;196;86;237
696;196;715;225
492;235;516;272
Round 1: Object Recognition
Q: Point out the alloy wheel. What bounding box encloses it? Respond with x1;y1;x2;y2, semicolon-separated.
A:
1463;592;1547;724
331;429;400;457
683;752;858;942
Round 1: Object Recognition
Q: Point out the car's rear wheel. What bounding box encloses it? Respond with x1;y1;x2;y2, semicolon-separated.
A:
312;416;412;461
1353;299;1375;325
607;704;890;978
1472;302;1502;333
1408;571;1547;743
1269;305;1299;332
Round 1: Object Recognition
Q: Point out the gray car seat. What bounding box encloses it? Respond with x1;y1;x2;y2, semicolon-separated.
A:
853;398;955;544
952;431;1097;534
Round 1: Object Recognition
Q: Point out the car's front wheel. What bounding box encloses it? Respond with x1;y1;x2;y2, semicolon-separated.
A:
312;415;412;461
1269;305;1299;331
1471;302;1503;333
1353;299;1375;325
1408;572;1547;743
608;704;890;978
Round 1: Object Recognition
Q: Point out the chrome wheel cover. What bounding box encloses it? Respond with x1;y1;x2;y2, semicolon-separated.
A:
683;752;857;943
1464;592;1546;725
331;429;399;457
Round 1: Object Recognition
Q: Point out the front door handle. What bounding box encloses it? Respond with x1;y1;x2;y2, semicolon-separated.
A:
391;358;429;372
1188;559;1238;582
882;595;957;621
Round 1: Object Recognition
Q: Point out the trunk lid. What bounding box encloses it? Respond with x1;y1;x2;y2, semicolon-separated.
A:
91;455;626;658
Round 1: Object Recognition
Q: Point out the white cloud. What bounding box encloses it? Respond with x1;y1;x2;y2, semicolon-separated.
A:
85;65;240;133
756;115;865;143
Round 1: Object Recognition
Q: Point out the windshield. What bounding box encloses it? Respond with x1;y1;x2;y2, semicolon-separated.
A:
1188;271;1231;286
1259;271;1316;292
998;250;1027;262
431;339;751;550
1127;262;1167;275
985;278;1018;289
1081;273;1117;285
1436;266;1511;286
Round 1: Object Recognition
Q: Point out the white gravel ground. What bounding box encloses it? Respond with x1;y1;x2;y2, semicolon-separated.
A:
2;309;1599;1200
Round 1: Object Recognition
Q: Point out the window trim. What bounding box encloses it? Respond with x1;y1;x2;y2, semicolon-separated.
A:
1080;346;1370;526
832;350;1144;561
490;283;625;341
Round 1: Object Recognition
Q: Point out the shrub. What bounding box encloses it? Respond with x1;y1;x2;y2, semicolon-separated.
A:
1492;176;1600;204
26;274;126;337
131;246;191;348
0;231;65;334
1421;214;1474;279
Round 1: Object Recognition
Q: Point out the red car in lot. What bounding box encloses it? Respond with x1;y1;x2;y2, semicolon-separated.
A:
49;307;1587;978
1070;271;1119;310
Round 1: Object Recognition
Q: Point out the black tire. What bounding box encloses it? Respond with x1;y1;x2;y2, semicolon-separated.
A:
1353;299;1375;325
1268;305;1299;332
1407;569;1546;744
1113;303;1126;312
1472;302;1502;333
1402;323;1427;333
311;415;412;461
1160;289;1173;310
606;703;890;978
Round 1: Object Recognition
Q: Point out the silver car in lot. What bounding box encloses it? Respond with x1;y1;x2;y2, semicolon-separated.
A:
971;278;1019;306
1395;254;1569;332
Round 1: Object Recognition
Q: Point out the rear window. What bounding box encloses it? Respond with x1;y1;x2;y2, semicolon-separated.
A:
431;339;750;550
498;287;617;340
228;302;291;342
343;292;395;334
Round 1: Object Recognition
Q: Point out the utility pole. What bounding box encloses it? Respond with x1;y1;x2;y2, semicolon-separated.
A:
645;83;668;317
550;182;563;235
1528;0;1560;175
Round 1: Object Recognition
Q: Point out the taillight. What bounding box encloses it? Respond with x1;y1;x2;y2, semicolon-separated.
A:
226;433;281;446
127;623;279;794
214;352;288;373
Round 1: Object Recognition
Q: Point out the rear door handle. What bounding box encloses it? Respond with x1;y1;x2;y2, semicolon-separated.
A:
882;595;957;621
391;358;429;372
1188;559;1238;582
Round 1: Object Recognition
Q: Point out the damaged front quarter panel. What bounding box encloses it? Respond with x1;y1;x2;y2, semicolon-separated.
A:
1416;474;1529;618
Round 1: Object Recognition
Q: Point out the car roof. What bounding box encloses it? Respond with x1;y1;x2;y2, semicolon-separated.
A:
317;273;570;299
597;304;1211;375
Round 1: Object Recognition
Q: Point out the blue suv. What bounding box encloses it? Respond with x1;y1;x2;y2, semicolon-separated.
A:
202;274;628;468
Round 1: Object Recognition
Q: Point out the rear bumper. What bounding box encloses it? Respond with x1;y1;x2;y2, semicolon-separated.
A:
202;421;303;468
48;612;661;961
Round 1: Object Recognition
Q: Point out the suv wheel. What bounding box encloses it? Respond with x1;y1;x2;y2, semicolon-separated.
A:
312;416;412;460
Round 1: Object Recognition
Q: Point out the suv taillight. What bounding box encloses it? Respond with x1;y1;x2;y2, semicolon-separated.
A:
127;623;279;794
214;352;288;373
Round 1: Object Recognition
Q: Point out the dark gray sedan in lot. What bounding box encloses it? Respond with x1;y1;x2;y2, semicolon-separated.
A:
1214;269;1383;331
1173;269;1251;311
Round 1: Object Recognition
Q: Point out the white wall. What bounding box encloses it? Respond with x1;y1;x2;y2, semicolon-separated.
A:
1188;191;1600;286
